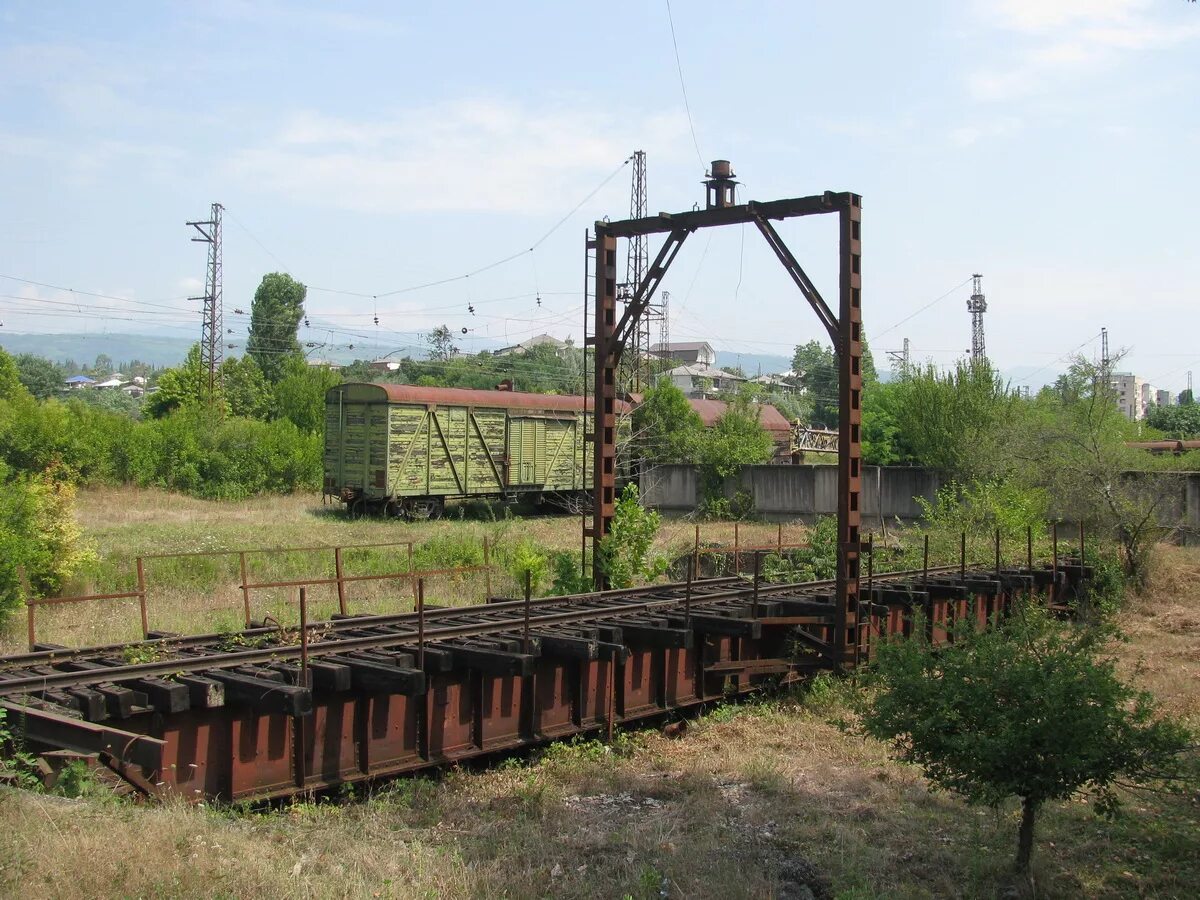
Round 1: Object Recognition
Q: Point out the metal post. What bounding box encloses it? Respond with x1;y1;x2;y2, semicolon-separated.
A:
960;531;966;580
417;578;426;671
1079;521;1085;563
483;537;492;599
334;547;347;616
923;534;932;642
865;534;874;661
684;554;693;628
523;570;532;654
695;523;700;557
239;551;252;627
777;522;783;556
299;586;309;680
1051;522;1059;605
409;542;418;606
734;522;740;575
752;551;761;618
994;527;1001;578
26;603;35;651
1026;525;1033;574
136;556;149;638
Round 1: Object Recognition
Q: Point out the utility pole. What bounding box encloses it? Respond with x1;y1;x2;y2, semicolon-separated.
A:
187;203;224;404
1100;326;1110;382
967;273;987;364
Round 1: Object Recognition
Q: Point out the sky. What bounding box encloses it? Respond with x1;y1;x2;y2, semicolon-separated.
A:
0;0;1198;392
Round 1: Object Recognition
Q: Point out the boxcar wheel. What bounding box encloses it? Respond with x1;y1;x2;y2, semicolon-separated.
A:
348;497;367;519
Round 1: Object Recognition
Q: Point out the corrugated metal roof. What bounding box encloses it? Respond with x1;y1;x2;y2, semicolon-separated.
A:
341;382;631;413
687;398;791;434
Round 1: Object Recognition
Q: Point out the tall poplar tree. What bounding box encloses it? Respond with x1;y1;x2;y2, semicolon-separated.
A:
247;273;307;383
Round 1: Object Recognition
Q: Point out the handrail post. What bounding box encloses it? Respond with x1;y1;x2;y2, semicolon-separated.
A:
483;537;492;599
684;554;693;629
409;542;418;606
523;570;532;654
734;522;740;575
751;550;761;618
136;556;149;638
1051;521;1059;606
239;551;252;628
417;578;426;671
334;547;348;616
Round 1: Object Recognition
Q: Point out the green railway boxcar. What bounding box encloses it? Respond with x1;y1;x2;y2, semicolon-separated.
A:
324;383;617;517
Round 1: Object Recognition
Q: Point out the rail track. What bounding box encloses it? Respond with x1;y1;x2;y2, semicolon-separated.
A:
0;561;1088;801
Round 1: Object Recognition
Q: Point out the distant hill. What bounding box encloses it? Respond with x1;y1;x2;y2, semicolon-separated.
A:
0;333;197;368
714;350;792;376
0;332;432;370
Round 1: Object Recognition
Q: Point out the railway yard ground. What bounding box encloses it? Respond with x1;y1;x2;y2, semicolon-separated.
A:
0;487;1197;899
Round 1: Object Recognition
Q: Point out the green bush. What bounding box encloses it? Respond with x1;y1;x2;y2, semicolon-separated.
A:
549;550;592;595
598;484;666;589
505;540;550;595
0;463;96;625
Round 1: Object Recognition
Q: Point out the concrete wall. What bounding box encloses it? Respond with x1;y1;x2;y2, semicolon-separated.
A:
641;463;940;522
641;464;1200;535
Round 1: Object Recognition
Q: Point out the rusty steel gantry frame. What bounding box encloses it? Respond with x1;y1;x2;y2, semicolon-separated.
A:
587;161;864;667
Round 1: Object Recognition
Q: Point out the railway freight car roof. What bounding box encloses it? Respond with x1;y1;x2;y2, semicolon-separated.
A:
339;382;631;413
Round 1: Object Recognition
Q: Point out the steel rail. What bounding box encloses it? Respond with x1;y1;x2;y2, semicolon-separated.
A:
0;575;750;669
0;566;965;695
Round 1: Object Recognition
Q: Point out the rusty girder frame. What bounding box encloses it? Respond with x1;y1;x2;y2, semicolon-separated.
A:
590;191;864;666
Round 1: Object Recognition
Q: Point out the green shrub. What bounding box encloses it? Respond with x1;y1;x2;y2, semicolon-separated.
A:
505;539;549;595
598;484;666;588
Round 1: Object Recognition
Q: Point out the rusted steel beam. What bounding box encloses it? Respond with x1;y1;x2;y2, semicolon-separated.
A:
0;700;164;770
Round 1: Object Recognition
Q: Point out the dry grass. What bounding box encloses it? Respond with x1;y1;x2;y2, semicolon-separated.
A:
1;487;807;653
0;491;1195;898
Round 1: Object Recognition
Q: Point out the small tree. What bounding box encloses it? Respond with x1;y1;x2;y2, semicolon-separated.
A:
425;325;457;362
599;483;666;588
858;605;1190;885
631;380;703;465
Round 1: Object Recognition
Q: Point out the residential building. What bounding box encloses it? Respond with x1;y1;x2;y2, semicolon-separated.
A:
493;333;570;358
1111;372;1146;420
660;363;745;397
63;375;95;389
1156;389;1173;408
650;341;716;367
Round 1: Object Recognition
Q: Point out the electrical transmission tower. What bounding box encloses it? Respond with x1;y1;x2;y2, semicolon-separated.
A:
1100;326;1111;383
187;203;224;404
615;151;661;393
967;273;987;363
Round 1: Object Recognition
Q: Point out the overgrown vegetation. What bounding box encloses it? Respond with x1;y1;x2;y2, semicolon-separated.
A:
856;602;1193;888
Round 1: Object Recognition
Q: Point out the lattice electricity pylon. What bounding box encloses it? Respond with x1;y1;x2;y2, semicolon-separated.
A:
967;273;987;364
187;202;224;404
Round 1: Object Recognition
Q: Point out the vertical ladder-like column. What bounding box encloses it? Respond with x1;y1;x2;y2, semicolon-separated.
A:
837;195;864;668
589;227;619;588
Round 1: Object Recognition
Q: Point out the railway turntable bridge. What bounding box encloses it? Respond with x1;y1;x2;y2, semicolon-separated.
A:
0;553;1091;802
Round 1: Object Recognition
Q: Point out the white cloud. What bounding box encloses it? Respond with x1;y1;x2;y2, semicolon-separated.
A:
226;100;688;214
969;0;1200;101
